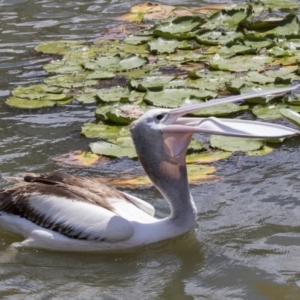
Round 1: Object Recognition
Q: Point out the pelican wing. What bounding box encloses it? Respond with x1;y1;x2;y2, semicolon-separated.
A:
0;172;148;242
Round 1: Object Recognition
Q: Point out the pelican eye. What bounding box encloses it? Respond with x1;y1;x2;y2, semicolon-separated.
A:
155;113;165;121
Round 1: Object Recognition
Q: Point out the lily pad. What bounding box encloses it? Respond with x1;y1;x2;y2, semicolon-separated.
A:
280;108;300;127
190;102;248;117
96;103;146;125
186;151;232;164
53;151;109;168
95;86;130;103
119;55;148;71
130;76;174;91
253;103;300;119
90;138;137;158
210;135;264;152
144;88;215;108
149;38;191;54
34;40;86;55
152;16;204;38
209;55;273;72
6;97;57;109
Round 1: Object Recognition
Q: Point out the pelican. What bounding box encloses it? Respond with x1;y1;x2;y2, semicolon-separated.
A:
0;86;298;252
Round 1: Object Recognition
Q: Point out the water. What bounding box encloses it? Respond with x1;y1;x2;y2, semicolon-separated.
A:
1;0;300;299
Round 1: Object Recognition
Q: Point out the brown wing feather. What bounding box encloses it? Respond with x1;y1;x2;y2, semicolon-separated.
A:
0;172;135;241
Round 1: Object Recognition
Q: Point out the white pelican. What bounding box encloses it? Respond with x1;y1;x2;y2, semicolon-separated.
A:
0;86;298;252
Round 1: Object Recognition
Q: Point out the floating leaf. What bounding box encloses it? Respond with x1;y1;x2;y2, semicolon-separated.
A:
34;40;86;55
186;151;232;164
149;38;191;53
90;138;137;158
253;104;300;119
247;146;274;156
119;55;148;70
144;88;215;108
209;55;273;72
81;122;129;139
280;108;300;127
152;16;204;38
190;102;248;117
95;86;130;103
210;135;264;152
96;103;146;125
53;151;109;168
130;76;174;91
6;97;56;109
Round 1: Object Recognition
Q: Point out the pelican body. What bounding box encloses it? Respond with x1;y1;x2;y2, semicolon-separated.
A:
0;87;298;252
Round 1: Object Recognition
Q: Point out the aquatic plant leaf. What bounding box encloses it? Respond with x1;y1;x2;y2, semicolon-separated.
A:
149;38;191;53
190;102;248;117
81;122;129;139
187;165;219;184
203;7;251;30
119;55;148;70
210;135;264;152
247;146;274;156
95;86;130;103
124;35;152;45
6;97;56;109
75;93;96;104
130;76;174;92
250;14;300;37
152;16;204;38
53;151;109;168
96;104;146;125
279;108;300;127
253;104;300;119
258;0;298;10
144;88;215;108
218;45;255;56
187;138;205;153
106;164;219;188
90;138;137;158
197;31;243;46
34;40;85;55
12;84;47;100
44;75;95;88
186;151;232;164
209;55;273;72
86;71;115;80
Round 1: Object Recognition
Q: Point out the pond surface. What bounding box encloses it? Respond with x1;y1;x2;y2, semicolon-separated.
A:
1;0;300;299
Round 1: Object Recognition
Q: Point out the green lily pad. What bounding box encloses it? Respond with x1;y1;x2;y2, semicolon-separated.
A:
210;135;264;152
253;103;300;119
259;0;299;9
119;55;148;71
153;16;203;38
90;137;137;158
209;55;273;72
186;151;232;164
95;86;130;103
279;108;300;127
96;103;146;125
144;88;215;108
124;35;152;45
6;97;57;109
149;38;191;54
34;40;86;55
203;7;252;30
75;93;96;104
190;102;248;117
87;71;115;80
81;122;130;139
130;76;174;92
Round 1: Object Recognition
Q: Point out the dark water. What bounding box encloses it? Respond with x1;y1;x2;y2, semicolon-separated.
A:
1;0;300;299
